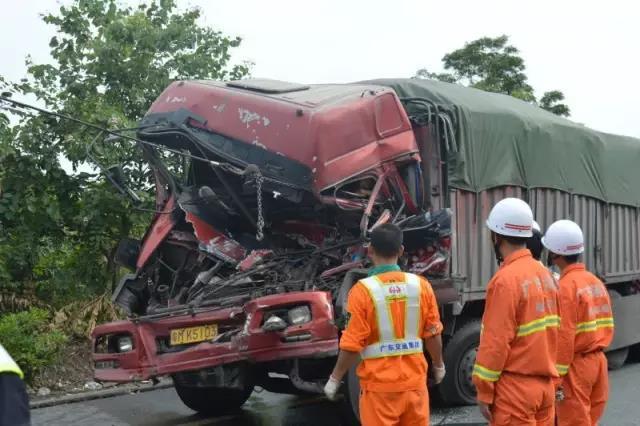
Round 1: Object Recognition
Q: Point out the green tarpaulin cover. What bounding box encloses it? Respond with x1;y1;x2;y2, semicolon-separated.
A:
362;78;640;207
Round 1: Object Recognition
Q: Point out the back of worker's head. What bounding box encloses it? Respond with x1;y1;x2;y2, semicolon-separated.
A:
542;219;584;267
486;198;533;263
369;223;404;261
527;220;544;260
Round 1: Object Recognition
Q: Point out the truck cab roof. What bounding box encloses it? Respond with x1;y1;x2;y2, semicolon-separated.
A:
144;78;419;191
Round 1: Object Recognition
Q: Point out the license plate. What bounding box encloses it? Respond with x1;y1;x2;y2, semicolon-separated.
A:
170;324;217;346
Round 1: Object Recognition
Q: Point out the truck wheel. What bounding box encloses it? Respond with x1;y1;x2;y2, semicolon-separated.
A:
606;289;629;370
438;320;481;406
628;343;640;363
606;348;629;370
341;362;361;425
174;383;254;415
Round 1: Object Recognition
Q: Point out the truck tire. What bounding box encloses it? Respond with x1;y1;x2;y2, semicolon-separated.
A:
341;362;361;425
438;320;481;406
174;383;254;415
628;343;640;363
606;289;629;370
606;348;629;370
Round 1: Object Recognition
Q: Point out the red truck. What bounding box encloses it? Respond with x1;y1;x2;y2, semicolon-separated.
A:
93;78;640;420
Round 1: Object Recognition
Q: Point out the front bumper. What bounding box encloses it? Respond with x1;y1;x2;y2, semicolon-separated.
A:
92;291;339;382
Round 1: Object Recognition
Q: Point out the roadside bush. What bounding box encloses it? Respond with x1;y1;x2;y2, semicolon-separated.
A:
0;308;67;383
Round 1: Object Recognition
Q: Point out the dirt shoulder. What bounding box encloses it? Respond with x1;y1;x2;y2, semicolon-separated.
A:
29;339;95;397
28;339;173;407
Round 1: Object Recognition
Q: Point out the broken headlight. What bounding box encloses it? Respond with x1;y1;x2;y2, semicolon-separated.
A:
116;335;133;353
287;305;311;325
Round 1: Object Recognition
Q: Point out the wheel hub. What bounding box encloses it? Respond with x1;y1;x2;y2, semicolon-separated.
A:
458;345;478;400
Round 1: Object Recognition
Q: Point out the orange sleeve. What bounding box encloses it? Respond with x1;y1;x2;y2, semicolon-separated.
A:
420;278;443;339
339;283;373;353
556;279;577;377
472;276;518;404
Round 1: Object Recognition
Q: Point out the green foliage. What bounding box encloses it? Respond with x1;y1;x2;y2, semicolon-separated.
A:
0;0;250;308
415;35;570;116
539;90;570;117
0;309;67;383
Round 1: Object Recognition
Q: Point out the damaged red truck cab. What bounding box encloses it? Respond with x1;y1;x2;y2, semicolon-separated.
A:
92;79;455;416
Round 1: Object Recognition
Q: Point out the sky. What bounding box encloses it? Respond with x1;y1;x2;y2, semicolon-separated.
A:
1;0;639;138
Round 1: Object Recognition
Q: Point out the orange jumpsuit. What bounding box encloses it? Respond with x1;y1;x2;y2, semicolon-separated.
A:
340;265;443;426
473;249;560;425
555;263;613;426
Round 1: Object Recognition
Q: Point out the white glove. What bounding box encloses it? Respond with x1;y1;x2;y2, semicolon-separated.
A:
324;375;341;401
432;363;446;384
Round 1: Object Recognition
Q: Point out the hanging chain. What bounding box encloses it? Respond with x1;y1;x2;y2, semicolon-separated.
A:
254;170;265;241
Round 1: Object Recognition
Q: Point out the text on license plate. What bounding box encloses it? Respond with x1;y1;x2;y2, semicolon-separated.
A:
170;324;218;346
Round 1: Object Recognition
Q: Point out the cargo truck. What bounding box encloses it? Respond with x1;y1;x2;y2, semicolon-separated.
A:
92;78;640;420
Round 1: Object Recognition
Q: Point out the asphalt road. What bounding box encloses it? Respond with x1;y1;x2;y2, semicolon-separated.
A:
32;361;640;426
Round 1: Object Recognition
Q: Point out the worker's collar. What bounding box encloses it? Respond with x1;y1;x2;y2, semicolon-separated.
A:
368;264;401;277
561;262;586;278
501;248;532;267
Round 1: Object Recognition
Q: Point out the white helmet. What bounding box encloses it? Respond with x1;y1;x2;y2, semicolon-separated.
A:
486;198;534;238
532;220;541;233
542;220;584;255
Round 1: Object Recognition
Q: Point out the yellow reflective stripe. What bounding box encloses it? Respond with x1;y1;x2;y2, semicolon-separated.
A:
516;315;561;337
575;317;614;334
556;364;569;376
0;345;23;379
597;318;615;327
0;362;23;379
472;364;501;382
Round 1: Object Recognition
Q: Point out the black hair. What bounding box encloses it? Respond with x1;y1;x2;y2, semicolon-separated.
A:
564;254;580;264
498;235;529;246
370;223;403;258
526;230;543;260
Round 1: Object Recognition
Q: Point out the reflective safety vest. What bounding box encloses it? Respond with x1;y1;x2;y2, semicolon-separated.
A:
360;272;423;359
0;344;23;379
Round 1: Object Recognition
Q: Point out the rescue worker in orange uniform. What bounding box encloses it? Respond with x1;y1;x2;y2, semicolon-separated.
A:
473;198;560;425
542;220;614;426
324;223;445;425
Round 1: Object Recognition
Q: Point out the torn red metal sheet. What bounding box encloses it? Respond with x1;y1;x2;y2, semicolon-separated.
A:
136;197;176;269
237;250;274;271
185;212;246;264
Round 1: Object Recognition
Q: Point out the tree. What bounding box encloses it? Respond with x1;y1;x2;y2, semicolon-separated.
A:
413;69;457;84
415;35;570;116
539;90;570;117
0;0;250;307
